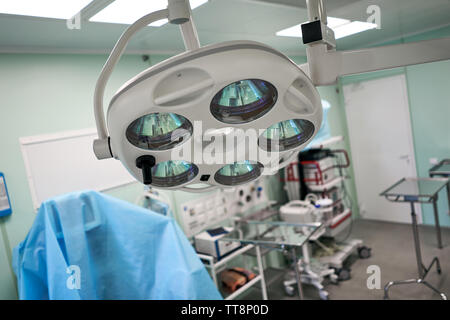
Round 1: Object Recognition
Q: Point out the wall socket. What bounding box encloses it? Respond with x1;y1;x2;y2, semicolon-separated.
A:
234;179;268;213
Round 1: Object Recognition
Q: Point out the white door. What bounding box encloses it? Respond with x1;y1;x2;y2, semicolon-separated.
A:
343;74;420;224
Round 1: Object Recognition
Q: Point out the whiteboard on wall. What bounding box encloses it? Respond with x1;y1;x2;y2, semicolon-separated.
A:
20;128;136;210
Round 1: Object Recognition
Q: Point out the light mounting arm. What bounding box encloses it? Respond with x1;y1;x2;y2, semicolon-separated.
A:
303;38;450;86
93;0;200;160
301;0;450;86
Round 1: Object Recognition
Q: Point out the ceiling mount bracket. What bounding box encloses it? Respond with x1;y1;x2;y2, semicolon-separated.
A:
301;0;450;86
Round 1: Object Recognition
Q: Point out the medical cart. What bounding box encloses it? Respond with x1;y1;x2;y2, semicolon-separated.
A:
283;145;371;280
380;177;449;300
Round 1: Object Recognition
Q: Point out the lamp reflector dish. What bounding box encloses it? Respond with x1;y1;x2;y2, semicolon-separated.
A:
126;113;193;150
215;161;263;186
210;79;277;124
259;119;314;152
151;160;198;187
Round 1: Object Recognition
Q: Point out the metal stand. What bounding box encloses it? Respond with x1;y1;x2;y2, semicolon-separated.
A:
291;247;305;300
384;202;447;300
429;159;450;247
432;199;443;249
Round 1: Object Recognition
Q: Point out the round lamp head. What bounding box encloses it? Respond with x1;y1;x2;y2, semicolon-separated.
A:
210;79;277;124
107;40;322;190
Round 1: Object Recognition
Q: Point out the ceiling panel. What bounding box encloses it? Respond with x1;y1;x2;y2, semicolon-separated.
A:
0;0;449;56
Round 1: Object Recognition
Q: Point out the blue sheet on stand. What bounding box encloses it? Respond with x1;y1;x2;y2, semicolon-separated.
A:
12;190;222;300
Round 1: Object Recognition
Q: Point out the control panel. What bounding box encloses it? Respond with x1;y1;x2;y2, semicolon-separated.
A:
179;190;232;237
179;179;268;237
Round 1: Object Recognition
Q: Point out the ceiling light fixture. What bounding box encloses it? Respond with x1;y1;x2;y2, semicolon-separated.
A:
276;16;376;39
93;0;323;191
0;0;92;19
90;0;208;26
333;21;377;39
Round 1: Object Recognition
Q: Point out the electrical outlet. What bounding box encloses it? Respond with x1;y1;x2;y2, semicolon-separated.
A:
233;180;267;213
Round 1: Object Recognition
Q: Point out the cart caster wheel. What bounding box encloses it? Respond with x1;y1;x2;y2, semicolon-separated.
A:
358;246;372;259
437;267;442;275
329;274;339;285
337;268;351;281
319;290;329;300
284;285;296;297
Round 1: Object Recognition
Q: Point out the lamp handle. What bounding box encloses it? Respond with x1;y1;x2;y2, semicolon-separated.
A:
93;9;169;159
180;185;218;193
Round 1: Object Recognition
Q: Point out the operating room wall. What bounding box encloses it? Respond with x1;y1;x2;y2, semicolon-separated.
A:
3;27;448;298
338;25;450;228
0;53;162;299
290;57;360;218
0;51;336;299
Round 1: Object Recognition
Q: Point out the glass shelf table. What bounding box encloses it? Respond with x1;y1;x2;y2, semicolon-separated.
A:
219;220;323;300
380;177;449;300
429;159;450;178
429;159;450;217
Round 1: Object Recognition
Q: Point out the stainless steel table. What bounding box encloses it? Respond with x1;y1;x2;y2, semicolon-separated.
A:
219;220;323;300
380;177;449;300
429;159;450;177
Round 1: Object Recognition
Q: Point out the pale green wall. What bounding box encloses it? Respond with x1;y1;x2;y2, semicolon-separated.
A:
290;57;360;217
406;60;450;226
2;25;448;299
0;53;163;299
0;52;317;299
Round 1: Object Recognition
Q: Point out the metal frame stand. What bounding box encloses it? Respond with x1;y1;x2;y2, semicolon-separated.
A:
429;159;450;245
384;202;447;300
291;247;305;300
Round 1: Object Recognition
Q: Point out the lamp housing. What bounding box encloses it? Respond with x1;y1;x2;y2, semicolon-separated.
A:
106;40;323;190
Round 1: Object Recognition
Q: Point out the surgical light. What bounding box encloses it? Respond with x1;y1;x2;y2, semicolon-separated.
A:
93;0;323;191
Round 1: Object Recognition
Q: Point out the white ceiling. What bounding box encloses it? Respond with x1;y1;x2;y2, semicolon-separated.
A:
0;0;449;56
